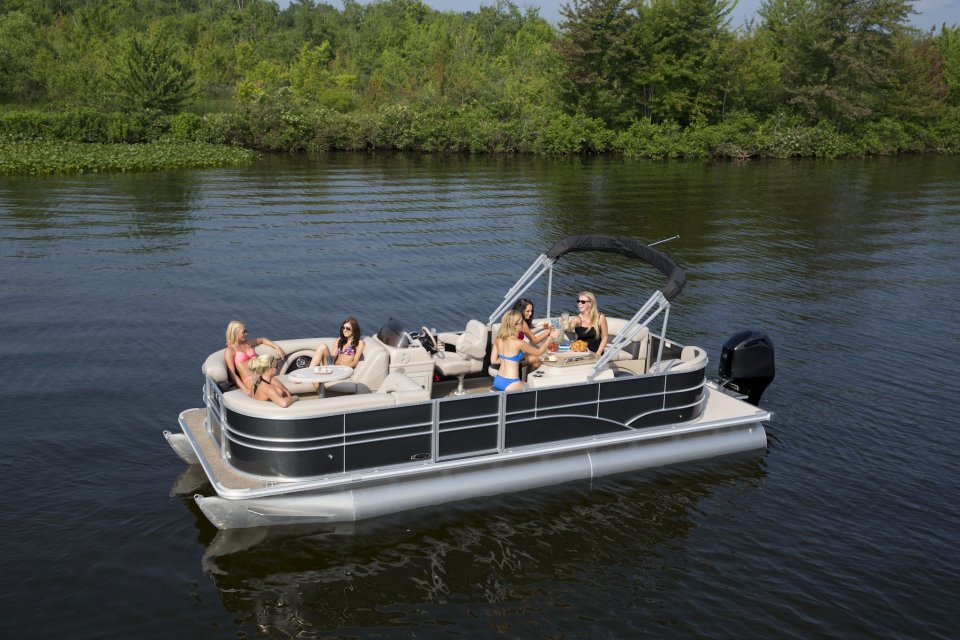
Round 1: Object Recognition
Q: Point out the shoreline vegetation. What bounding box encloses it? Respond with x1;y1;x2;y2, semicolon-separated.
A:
1;0;958;175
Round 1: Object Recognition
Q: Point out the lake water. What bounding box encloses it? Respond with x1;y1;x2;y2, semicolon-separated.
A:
1;154;958;639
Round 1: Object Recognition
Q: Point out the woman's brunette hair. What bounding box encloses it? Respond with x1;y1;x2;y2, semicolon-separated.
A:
337;316;362;351
513;298;535;322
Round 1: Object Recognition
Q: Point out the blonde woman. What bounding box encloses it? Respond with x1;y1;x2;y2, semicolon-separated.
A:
247;354;299;408
492;310;558;392
567;291;609;355
224;320;287;395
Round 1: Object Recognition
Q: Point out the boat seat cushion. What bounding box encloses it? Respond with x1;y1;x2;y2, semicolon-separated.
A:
434;319;487;377
221;372;428;419
647;346;707;374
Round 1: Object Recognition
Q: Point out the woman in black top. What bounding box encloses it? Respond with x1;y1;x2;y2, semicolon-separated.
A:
568;290;609;355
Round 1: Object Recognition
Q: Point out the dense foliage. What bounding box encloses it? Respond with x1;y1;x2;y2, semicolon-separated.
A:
0;0;957;163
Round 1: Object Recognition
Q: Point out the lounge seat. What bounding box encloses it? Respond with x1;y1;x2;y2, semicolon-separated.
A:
647;345;707;374
221;372;429;419
202;337;390;395
605;318;650;364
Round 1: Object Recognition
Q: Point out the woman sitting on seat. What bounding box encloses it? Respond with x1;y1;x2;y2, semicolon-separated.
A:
224;320;287;396
310;316;365;368
492;310;558;393
566;291;609;355
247;354;299;407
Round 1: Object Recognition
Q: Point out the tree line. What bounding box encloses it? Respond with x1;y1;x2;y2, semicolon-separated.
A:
1;0;958;159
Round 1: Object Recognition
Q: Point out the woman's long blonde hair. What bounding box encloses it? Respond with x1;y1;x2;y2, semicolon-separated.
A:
225;320;245;346
247;354;276;391
497;310;523;341
578;291;600;328
247;353;276;375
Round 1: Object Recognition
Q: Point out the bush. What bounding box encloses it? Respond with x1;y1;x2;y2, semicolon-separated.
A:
169;113;203;141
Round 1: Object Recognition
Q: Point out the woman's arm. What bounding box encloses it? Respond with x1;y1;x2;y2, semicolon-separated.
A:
265;382;298;407
596;314;609;355
490;339;501;366
520;330;559;356
253;336;286;360
224;347;249;394
524;320;551;346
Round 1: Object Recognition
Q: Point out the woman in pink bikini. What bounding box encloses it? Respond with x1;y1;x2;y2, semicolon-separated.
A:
224;320;288;396
310;317;365;368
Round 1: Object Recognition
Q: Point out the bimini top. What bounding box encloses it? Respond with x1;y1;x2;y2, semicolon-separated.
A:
546;235;687;302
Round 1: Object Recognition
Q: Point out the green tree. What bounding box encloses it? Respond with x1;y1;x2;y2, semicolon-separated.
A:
557;0;637;125
725;24;786;116
109;34;196;114
884;34;948;120
935;25;960;105
290;40;357;110
760;0;918;128
643;0;735;125
0;11;43;102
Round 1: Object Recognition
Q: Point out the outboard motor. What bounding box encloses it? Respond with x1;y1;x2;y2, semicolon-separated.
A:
718;330;775;406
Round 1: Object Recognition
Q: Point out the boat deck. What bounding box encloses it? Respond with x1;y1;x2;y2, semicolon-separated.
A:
182;409;279;492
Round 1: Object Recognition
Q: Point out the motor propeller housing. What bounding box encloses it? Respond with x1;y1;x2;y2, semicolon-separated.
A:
718;330;775;406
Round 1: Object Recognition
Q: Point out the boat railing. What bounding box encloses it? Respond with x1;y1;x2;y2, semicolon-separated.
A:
588;290;671;381
488;253;555;324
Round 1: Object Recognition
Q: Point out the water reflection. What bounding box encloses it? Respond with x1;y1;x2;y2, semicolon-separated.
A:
179;458;765;636
0;171;202;256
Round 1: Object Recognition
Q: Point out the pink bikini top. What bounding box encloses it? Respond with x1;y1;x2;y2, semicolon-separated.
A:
233;344;256;365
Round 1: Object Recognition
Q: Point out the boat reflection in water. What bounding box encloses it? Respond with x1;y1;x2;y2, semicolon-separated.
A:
181;458;767;634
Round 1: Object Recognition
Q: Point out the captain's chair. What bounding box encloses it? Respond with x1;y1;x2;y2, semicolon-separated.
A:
433;319;488;395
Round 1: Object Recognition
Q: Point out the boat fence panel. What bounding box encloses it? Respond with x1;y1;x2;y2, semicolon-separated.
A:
343;403;434;472
436;394;501;461
204;376;226;451
504;370;708;449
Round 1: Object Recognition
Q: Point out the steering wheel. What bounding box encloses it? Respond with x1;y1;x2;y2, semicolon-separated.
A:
419;326;441;356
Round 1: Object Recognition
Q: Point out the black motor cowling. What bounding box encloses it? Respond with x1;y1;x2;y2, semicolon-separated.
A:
718;330;775;406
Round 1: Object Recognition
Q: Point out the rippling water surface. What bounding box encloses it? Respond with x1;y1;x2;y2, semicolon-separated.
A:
1;154;958;639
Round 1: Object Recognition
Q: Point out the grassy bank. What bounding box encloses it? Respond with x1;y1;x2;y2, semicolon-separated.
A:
0;140;255;175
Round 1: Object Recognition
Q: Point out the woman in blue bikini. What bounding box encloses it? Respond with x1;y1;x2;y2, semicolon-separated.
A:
492;310;558;392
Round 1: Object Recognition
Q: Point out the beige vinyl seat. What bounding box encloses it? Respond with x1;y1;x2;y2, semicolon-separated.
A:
433;319;488;395
278;338;390;395
221;371;429;419
647;345;708;374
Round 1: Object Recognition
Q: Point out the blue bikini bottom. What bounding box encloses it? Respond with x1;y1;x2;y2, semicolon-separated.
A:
492;374;520;391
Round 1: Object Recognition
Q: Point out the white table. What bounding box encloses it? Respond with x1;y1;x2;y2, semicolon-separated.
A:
287;365;354;396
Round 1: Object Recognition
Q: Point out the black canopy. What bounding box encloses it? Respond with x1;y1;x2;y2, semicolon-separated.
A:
545;235;686;302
